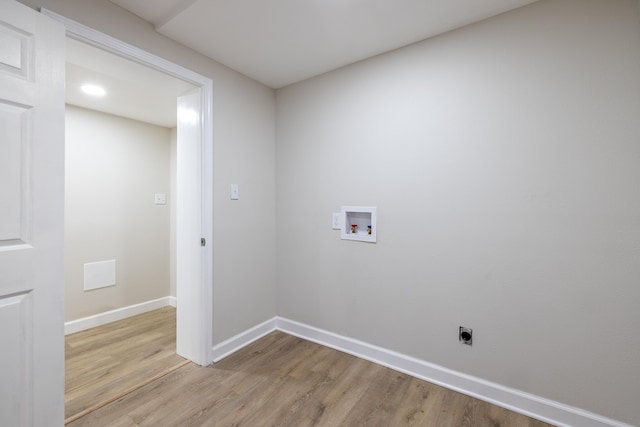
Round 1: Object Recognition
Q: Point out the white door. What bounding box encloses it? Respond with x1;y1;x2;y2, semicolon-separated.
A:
176;89;212;365
0;1;65;426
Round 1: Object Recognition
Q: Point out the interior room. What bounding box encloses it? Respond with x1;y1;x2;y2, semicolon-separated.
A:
62;38;193;419
63;36;186;327
5;0;640;426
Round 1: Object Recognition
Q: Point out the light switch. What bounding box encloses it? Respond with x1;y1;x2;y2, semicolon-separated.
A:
154;193;166;205
230;184;239;200
332;213;341;230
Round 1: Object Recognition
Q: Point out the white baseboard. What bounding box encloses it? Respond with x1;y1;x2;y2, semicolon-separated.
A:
168;296;177;307
211;316;632;427
65;296;175;335
212;317;277;362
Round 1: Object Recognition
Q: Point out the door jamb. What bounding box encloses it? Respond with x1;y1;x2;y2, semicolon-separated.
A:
42;9;214;366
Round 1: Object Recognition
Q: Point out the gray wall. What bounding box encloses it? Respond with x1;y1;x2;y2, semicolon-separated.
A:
21;0;278;344
65;105;171;320
276;0;640;425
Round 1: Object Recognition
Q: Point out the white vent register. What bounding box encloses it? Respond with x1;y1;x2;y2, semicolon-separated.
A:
84;260;116;291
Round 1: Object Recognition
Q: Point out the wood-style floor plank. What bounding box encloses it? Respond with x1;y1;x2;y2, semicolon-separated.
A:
68;328;554;427
65;306;186;420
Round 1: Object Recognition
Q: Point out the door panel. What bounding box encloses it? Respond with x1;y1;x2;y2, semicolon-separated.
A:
0;101;30;244
0;292;32;427
0;15;33;247
0;19;32;79
0;1;65;425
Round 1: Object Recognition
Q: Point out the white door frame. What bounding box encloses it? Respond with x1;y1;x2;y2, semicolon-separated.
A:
42;9;214;366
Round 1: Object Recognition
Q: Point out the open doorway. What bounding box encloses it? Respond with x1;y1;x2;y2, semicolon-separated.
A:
63;36;187;421
48;10;214;422
63;37;190;328
43;7;214;365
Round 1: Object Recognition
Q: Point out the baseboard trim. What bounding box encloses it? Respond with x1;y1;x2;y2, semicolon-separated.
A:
212;316;631;427
278;317;634;427
64;296;175;335
211;317;278;362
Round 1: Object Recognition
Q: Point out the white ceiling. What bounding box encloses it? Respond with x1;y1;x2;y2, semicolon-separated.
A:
66;37;196;128
109;0;538;89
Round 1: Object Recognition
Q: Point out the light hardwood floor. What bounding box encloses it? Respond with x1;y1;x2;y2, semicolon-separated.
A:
67;308;553;427
65;306;186;421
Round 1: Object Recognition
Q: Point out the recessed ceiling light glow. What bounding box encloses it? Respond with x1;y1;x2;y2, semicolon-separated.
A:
81;84;106;96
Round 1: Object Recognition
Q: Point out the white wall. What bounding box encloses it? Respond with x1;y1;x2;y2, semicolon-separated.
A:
276;0;640;425
65;105;171;321
20;0;277;343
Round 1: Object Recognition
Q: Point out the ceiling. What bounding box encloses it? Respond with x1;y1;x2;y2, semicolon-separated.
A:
66;37;195;128
109;0;538;89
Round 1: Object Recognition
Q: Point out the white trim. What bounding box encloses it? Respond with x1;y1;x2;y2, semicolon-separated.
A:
64;297;174;335
42;9;214;366
212;316;633;427
168;296;177;307
212;317;278;362
275;318;633;427
40;9;209;87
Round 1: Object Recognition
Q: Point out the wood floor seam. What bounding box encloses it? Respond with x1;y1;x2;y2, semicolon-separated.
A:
65;359;190;425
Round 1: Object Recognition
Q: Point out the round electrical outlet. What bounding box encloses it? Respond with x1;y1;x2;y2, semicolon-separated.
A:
459;327;473;345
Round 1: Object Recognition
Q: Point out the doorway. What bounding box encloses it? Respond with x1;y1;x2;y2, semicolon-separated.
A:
44;7;214;420
63;37;190;329
44;7;214;366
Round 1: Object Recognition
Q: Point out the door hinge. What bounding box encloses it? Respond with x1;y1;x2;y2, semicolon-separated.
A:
201;238;206;247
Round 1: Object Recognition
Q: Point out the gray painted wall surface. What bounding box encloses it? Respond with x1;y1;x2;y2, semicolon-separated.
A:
276;1;640;424
65;105;171;320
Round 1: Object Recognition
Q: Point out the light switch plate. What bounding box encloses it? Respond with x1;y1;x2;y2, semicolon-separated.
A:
230;184;239;200
332;213;341;229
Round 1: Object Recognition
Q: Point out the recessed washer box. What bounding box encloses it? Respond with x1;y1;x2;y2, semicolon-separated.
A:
341;206;377;243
